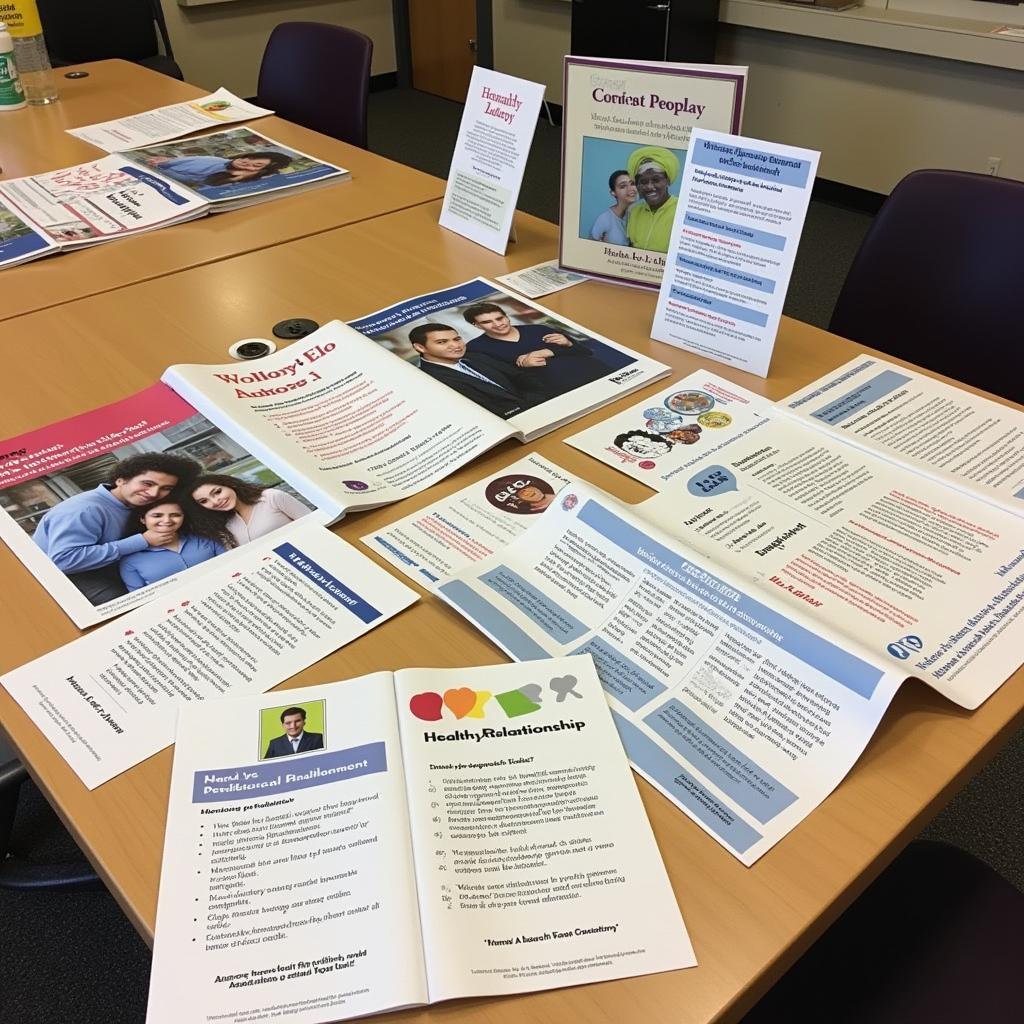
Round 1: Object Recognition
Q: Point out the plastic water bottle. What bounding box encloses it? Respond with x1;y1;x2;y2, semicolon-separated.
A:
5;0;57;104
0;23;27;110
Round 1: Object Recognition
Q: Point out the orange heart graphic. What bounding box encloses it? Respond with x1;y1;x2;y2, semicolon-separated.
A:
443;687;476;719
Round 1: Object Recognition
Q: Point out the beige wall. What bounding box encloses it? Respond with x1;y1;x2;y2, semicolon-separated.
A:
491;0;570;105
718;25;1024;193
160;0;397;97
487;3;1023;193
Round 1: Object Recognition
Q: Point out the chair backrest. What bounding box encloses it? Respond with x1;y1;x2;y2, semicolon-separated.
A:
257;22;373;149
829;169;1024;404
38;0;161;63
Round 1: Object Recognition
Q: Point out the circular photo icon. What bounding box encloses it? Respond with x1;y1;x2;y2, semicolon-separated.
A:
665;390;715;416
485;475;556;514
561;493;579;512
614;429;673;460
698;411;732;429
343;480;369;491
663;424;703;445
644;406;679;426
646;414;685;434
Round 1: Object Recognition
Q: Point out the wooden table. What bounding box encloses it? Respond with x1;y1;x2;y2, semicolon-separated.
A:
1;203;1021;1023
0;60;445;320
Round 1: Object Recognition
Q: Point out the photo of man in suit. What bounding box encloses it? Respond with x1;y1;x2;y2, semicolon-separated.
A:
263;706;324;759
409;323;546;419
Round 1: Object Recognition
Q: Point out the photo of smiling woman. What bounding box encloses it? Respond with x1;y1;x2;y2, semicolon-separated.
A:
189;475;312;547
118;501;225;592
143;151;292;187
589;169;637;245
625;146;681;254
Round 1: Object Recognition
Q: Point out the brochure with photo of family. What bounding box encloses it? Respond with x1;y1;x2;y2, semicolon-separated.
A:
145;657;695;1024
559;56;746;290
0;127;348;270
0;287;665;628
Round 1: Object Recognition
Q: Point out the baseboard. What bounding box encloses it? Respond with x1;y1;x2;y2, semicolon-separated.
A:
370;72;398;93
812;178;886;213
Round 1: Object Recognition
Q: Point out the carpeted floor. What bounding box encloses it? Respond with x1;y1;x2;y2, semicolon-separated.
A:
2;86;1020;1024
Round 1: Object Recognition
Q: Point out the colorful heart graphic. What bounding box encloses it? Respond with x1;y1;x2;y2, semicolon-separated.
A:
409;692;443;721
180;600;190;607
123;630;134;636
466;691;492;718
443;688;476;719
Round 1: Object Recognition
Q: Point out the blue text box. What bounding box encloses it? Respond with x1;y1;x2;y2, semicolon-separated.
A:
644;699;796;822
684;211;786;250
691;138;812;188
808;370;913;425
612;712;762;854
678;254;775;294
192;742;386;803
480;565;588;644
438;580;550;661
274;542;382;623
669;284;768;327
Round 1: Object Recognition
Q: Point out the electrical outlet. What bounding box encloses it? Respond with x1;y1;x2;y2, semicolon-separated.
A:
986;156;1001;176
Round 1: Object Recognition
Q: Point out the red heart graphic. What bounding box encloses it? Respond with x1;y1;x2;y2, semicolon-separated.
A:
409;692;443;721
180;600;190;607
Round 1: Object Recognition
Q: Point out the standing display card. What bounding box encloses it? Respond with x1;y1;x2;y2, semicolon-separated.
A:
439;67;545;254
650;129;820;377
559;56;746;289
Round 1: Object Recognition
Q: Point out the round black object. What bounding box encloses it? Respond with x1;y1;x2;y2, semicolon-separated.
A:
64;71;90;79
272;318;320;340
234;341;274;360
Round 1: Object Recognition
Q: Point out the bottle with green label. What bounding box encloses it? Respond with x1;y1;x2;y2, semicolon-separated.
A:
0;22;27;111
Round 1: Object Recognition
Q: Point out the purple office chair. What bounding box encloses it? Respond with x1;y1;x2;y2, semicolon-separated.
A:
829;169;1024;405
741;840;1024;1023
256;22;373;149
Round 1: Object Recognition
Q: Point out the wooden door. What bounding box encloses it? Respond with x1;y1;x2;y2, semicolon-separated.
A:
409;0;477;102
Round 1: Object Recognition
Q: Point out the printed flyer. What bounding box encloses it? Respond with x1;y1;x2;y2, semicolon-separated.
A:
649;129;820;377
559;56;746;289
67;88;274;152
567;370;1024;708
145;658;695;1023
1;521;417;789
439;67;545;254
435;484;904;864
362;453;576;587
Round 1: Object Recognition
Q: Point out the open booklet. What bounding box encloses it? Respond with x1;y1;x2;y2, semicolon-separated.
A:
1;519;418;789
145;657;695;1024
0;293;664;628
0;127;348;269
67;88;274;152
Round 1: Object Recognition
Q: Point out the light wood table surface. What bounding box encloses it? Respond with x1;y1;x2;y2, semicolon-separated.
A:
0;60;445;320
0;202;1021;1023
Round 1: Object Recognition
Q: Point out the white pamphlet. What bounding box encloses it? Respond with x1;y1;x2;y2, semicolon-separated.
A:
650;129;819;377
1;522;417;788
67;88;274;152
439;67;545;254
495;260;588;299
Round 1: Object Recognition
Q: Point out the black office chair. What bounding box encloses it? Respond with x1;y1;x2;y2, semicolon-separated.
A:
740;840;1024;1023
256;22;373;148
829;169;1024;405
0;753;101;891
37;0;183;80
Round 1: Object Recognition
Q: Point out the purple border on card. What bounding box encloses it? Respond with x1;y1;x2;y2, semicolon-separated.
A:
558;56;746;291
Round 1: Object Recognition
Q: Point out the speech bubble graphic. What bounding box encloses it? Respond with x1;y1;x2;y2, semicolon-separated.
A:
687;464;738;498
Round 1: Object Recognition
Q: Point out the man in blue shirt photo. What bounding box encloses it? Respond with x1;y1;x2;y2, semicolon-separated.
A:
32;452;201;606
